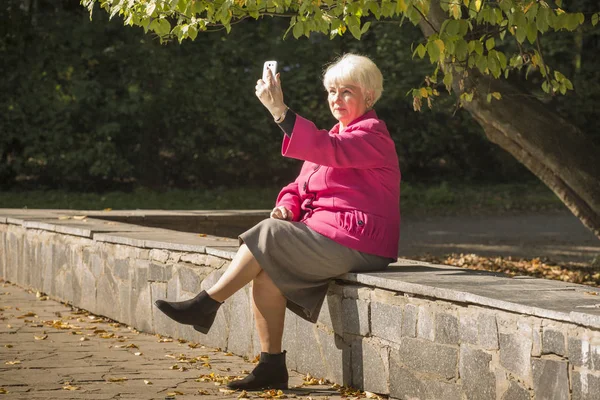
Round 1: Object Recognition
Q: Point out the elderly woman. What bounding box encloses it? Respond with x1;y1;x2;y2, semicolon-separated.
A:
155;53;400;391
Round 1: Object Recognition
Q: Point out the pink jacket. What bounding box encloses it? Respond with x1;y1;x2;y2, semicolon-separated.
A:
276;110;401;259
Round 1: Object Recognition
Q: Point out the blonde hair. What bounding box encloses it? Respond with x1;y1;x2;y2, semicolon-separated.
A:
323;53;384;106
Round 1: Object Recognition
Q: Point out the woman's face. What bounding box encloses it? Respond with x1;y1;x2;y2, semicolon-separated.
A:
327;83;369;128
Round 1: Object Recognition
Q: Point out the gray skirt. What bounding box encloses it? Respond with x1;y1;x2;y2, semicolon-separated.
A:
239;218;392;323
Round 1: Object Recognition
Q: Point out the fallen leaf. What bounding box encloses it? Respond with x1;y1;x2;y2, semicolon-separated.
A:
73;215;87;220
103;208;112;211
134;352;142;356
125;343;139;349
0;387;7;394
144;380;152;385
198;389;210;395
188;343;200;348
5;360;20;365
80;337;89;342
107;377;128;382
159;338;174;343
224;352;233;356
169;364;179;370
34;334;48;340
58;215;71;220
365;391;379;399
17;312;36;319
219;389;236;395
167;391;184;396
585;291;599;296
63;385;80;391
5;344;13;348
238;390;249;398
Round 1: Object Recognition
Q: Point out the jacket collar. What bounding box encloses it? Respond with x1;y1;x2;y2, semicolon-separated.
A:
330;109;378;134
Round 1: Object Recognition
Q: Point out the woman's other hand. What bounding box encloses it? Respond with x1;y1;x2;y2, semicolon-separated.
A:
255;69;287;120
270;206;293;221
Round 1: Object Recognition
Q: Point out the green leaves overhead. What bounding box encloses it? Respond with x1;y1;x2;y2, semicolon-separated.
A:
82;0;596;105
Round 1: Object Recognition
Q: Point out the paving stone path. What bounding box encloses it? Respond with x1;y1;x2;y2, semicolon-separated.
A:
0;281;356;400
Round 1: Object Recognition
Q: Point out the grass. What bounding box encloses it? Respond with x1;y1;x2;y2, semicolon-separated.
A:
0;181;564;215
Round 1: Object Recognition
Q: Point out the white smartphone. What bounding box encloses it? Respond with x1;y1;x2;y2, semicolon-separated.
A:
262;60;278;81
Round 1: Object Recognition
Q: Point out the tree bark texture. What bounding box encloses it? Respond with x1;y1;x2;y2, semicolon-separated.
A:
420;0;600;240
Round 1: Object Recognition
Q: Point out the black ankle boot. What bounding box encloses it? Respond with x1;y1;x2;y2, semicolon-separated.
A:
154;290;222;333
227;351;289;391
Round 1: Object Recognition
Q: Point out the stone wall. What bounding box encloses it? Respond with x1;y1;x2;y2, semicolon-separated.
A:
1;214;600;399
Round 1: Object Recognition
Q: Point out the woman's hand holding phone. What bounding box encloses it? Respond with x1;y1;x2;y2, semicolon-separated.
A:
256;61;287;121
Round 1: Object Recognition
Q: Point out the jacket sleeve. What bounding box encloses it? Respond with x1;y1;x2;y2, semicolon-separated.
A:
275;181;301;222
281;115;392;169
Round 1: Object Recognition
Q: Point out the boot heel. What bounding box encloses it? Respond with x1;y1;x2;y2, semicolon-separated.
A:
269;382;288;390
193;325;209;334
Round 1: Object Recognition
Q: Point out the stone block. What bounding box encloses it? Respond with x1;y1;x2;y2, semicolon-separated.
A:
572;371;600;400
342;298;370;336
499;333;532;383
371;301;402;344
295;317;326;379
149;249;170;264
532;323;542;357
478;312;499;350
501;381;530;400
390;350;461;400
96;269;119;320
180;253;207;265
318;329;351;386
318;291;343;333
417;306;435;341
395;337;458;379
591;341;600;371
402;303;418;338
226;288;254;356
342;285;371;300
459;309;478;345
113;258;131;281
78;262;97;312
436;312;459;345
532;358;569;400
569;337;591;368
459;345;495;400
542;328;566;356
177;265;202;294
352;338;389;394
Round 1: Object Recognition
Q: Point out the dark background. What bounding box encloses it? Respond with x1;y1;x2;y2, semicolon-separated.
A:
1;0;598;192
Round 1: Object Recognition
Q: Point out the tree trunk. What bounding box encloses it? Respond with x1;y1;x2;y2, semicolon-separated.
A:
419;0;600;240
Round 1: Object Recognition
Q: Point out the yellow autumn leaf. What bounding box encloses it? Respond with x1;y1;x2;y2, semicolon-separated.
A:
198;389;210;395
144;380;152;385
73;215;87;220
134;352;142;356
167;391;184;396
474;0;482;11
80;337;89;341
5;360;21;365
434;39;445;54
0;387;8;394
220;389;236;394
34;334;48;340
63;385;80;391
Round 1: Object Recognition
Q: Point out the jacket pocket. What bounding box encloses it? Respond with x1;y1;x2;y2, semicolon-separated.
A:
335;210;384;239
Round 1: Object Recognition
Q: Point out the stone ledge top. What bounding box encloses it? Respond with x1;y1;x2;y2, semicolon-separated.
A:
342;259;600;329
2;209;599;329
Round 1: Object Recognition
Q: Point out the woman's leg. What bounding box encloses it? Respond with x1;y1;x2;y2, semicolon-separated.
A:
252;270;287;353
206;243;262;302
